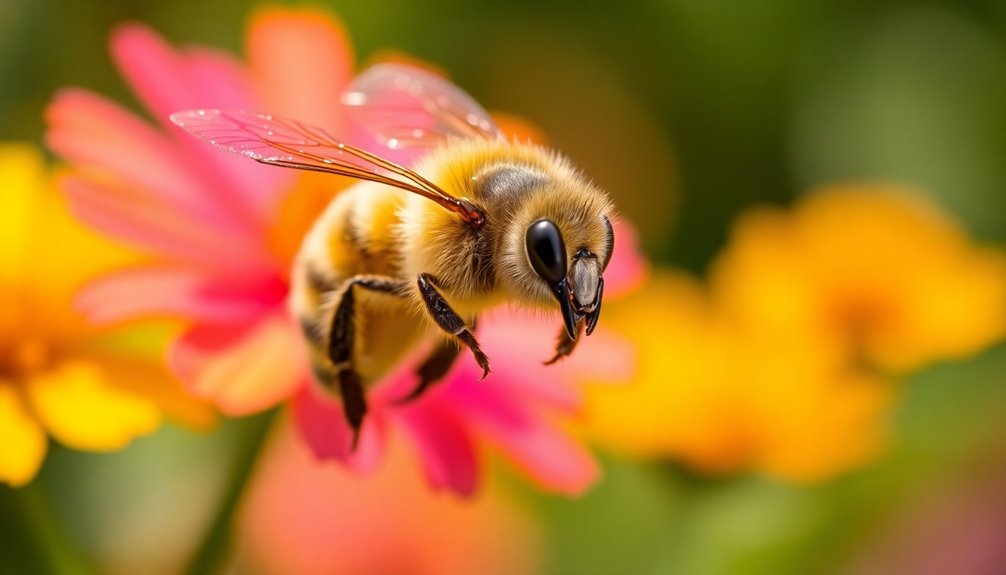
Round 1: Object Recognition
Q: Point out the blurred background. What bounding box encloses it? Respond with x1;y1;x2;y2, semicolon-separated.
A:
2;0;1006;574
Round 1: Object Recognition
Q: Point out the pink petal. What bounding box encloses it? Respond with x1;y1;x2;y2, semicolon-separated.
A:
45;89;248;235
60;175;271;274
110;24;291;223
76;266;284;325
451;363;599;495
110;25;257;127
292;383;385;472
491;419;598;496
178;48;295;219
554;325;636;384
184;48;259;115
169;313;305;415
246;7;354;134
605;219;648;298
397;400;481;496
458;348;581;414
238;423;541;575
473;310;637;411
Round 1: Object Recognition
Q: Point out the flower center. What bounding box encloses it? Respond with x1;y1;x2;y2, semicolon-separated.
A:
830;293;894;370
0;339;51;379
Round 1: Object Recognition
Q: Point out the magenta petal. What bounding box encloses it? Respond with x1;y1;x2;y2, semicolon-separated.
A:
110;24;257;128
184;48;260;115
493;420;598;496
46;88;248;234
77;266;283;325
61;175;271;274
292;384;384;473
179;49;294;219
452;368;599;495
473;311;583;411
481;310;636;393
110;24;292;224
398;401;481;496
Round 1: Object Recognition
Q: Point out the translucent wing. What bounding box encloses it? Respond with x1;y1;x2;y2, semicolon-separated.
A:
169;109;484;225
341;63;504;152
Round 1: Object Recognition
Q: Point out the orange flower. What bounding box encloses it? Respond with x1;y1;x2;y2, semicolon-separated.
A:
582;186;1005;481
710;184;1006;373
0;144;212;487
581;272;890;481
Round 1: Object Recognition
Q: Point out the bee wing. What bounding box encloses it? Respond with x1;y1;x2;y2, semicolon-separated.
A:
170;109;483;224
341;63;504;152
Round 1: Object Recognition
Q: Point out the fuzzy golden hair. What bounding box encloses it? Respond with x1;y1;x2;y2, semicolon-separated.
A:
399;138;615;312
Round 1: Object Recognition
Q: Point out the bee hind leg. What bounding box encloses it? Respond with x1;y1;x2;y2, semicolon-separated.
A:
416;273;490;379
327;275;406;447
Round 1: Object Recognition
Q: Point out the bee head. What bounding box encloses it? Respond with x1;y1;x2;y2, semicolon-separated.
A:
524;215;614;340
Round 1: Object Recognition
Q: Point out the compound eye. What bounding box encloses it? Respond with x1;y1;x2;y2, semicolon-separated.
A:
525;218;567;285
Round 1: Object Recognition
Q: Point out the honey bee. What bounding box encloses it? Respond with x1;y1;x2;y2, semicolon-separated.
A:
171;63;615;442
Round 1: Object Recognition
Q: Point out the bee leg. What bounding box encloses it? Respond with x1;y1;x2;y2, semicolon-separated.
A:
395;340;463;405
544;320;585;365
417;273;491;379
328;275;405;446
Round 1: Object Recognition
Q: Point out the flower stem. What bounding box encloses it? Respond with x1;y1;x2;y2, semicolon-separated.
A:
0;481;92;574
185;410;277;575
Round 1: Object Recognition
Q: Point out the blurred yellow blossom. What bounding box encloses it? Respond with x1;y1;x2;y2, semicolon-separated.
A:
582;185;1005;482
710;185;1006;373
0;144;213;487
581;272;890;481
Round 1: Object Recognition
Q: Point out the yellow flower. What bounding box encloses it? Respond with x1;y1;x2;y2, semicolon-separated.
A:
582;185;1005;482
710;184;1006;373
0;144;213;487
581;272;890;481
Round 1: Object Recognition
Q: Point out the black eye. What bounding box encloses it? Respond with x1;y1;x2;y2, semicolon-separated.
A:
525;218;567;285
601;216;614;270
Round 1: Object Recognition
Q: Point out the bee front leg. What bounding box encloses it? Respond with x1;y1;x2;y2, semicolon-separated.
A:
416;274;491;379
544;321;585;365
327;275;406;446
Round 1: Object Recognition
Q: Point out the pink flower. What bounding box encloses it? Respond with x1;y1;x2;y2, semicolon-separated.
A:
236;420;543;575
46;7;644;495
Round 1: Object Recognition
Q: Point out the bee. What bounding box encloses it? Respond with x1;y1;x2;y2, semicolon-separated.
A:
171;63;615;443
